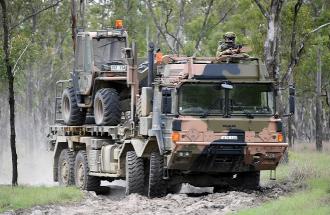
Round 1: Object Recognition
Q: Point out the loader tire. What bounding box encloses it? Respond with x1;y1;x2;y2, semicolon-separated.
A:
74;150;100;191
148;152;167;198
94;88;121;125
58;149;75;186
62;87;86;125
125;151;144;195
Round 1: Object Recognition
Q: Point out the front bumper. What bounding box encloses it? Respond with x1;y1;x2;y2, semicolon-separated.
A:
168;142;288;172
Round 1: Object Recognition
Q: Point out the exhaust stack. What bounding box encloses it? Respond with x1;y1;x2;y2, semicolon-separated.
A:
148;42;154;87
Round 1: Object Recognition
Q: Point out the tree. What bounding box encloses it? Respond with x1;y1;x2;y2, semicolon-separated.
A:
0;0;18;186
254;0;284;79
0;0;64;185
315;46;322;151
253;0;330;149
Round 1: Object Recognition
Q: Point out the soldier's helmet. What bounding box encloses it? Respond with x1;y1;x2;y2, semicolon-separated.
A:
223;32;236;43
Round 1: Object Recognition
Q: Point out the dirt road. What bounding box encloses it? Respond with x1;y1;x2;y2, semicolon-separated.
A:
3;180;292;215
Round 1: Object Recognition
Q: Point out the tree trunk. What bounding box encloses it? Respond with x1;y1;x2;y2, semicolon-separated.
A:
71;0;77;52
193;0;214;56
0;0;18;186
175;0;186;55
254;0;284;79
315;46;323;152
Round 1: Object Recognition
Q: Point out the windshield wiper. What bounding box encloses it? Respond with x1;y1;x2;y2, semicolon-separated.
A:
243;110;254;119
200;98;223;118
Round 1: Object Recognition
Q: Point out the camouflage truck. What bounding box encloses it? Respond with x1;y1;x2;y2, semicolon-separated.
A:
49;42;293;197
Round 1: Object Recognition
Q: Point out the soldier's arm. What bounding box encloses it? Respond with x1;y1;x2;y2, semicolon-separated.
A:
216;46;222;57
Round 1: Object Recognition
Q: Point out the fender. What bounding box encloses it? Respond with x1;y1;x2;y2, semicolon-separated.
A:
119;137;158;159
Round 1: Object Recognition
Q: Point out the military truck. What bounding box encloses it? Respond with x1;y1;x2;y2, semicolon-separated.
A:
49;40;292;197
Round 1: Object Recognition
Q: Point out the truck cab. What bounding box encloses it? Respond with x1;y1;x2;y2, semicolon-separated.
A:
135;55;289;191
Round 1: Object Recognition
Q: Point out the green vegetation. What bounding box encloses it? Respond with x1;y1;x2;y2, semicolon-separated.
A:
238;151;330;215
0;186;82;213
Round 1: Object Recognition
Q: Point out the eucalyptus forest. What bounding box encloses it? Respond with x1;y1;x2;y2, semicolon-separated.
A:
0;0;330;214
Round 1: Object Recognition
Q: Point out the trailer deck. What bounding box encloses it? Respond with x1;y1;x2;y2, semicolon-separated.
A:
49;124;130;140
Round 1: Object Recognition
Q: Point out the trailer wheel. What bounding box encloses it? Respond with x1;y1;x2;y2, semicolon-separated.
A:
125;151;144;195
94;88;121;125
238;171;260;189
58;149;75;186
62;87;86;125
148;152;167;198
74;150;100;191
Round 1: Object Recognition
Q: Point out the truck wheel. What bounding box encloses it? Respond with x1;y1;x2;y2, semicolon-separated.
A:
58;149;75;186
125;151;144;195
238;171;260;189
148;152;167;198
62;87;86;125
94;88;121;125
74;150;100;191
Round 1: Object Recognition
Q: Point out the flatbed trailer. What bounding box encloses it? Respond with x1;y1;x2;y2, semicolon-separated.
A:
49;124;128;139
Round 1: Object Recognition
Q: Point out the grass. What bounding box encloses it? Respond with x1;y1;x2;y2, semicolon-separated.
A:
238;149;330;215
0;186;83;213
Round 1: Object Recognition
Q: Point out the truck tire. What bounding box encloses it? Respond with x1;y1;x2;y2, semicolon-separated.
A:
125;151;144;195
94;88;121;125
74;150;100;191
238;171;260;189
58;149;75;186
148;152;167;198
62;87;86;125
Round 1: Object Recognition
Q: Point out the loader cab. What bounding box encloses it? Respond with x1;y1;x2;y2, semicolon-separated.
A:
92;35;127;71
58;20;141;126
73;30;129;95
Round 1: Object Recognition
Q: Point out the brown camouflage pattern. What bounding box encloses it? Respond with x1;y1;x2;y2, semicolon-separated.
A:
157;56;287;173
167;116;286;172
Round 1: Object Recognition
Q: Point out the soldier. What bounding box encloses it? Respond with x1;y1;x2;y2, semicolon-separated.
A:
216;32;241;57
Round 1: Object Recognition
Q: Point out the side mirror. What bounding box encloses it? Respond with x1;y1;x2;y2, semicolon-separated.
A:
289;85;295;115
221;83;233;90
123;48;132;58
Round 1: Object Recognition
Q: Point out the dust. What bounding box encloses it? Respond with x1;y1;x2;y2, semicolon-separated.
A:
0;140;54;185
0;111;54;186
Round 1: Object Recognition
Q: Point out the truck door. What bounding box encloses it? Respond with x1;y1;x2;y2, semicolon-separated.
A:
75;34;93;95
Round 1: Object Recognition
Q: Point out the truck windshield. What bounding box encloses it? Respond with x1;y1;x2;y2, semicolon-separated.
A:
178;83;224;115
230;83;274;115
92;37;126;70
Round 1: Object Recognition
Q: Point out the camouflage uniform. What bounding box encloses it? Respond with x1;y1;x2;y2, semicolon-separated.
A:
216;32;240;57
